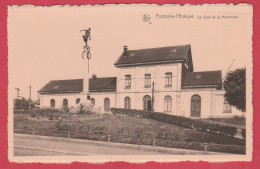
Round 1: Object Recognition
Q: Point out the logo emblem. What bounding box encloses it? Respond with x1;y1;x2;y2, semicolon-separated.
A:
143;14;151;22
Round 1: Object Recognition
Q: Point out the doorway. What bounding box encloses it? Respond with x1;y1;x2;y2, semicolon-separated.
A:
190;95;201;117
143;95;152;111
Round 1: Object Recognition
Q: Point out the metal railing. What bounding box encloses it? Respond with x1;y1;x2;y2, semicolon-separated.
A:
14;127;246;154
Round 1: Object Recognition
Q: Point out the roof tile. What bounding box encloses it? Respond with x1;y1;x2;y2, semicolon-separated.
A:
39;77;117;93
182;71;222;88
115;45;191;66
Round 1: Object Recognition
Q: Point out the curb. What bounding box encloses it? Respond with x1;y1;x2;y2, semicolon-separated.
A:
14;133;227;155
14;146;94;156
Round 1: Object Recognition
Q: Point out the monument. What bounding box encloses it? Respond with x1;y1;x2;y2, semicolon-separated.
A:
81;28;91;99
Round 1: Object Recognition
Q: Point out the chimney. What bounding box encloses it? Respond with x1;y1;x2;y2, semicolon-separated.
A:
124;46;128;55
92;74;97;79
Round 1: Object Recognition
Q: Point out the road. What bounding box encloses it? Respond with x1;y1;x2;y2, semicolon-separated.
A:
14;134;224;156
14;134;174;156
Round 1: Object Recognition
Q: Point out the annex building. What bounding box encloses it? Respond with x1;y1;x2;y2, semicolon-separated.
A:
38;44;243;118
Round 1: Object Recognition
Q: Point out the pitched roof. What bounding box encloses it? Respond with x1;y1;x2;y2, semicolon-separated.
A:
89;77;117;92
38;77;117;93
182;70;222;89
115;45;191;66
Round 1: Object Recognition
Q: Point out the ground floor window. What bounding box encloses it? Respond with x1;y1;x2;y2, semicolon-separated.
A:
91;98;95;105
63;99;68;108
124;97;131;109
190;95;201;117
164;95;172;112
76;98;80;104
223;100;232;113
143;95;152;111
50;99;55;108
104;98;110;112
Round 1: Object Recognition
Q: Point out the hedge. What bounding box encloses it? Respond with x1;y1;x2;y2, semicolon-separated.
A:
111;108;238;137
241;129;246;139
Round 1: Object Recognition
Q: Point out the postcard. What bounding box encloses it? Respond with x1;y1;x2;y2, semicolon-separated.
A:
8;4;253;163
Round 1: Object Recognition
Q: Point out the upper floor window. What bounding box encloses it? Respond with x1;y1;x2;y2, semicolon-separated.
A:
223;100;232;113
125;75;131;88
165;72;172;87
144;74;151;88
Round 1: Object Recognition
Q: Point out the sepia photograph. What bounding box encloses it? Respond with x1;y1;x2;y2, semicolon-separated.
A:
7;4;253;163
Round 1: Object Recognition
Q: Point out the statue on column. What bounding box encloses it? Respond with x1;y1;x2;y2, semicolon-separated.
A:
81;28;91;59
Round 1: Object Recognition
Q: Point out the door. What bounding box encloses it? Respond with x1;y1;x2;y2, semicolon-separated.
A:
190;95;201;117
143;95;152;111
104;98;110;112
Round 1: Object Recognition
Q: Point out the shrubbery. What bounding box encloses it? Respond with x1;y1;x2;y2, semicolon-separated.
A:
13;98;29;110
241;129;246;139
55;119;73;131
14;109;31;114
111;108;239;137
28;101;101;120
29;108;65;120
69;102;101;114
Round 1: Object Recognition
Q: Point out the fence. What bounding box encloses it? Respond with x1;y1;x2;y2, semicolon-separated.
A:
14;127;246;154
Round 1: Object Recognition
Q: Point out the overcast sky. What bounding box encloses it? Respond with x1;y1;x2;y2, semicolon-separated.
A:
8;4;252;100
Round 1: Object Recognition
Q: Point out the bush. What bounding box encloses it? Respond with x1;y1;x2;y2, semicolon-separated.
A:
14;110;30;114
29;108;68;120
68;101;101;114
111;108;238;137
55;119;75;131
241;129;246;139
31;112;36;117
14;98;29;110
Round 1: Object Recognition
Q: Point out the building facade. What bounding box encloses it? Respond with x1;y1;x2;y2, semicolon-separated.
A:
38;45;244;118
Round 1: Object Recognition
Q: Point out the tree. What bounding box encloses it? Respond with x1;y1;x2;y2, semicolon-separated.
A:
223;68;246;112
14;97;29;110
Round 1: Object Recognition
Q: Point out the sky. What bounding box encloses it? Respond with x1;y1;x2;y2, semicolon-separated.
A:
8;4;252;100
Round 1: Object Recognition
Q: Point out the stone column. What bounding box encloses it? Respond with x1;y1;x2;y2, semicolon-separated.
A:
83;58;89;94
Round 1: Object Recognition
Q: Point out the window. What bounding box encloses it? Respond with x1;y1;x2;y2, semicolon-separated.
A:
165;72;172;87
190;95;201;117
91;98;95;105
143;95;152;111
76;98;80;104
164;96;172;112
195;75;201;80
124;97;131;109
125;75;131;88
144;74;151;88
104;98;110;112
50;99;55;108
223;100;232;113
63;99;68;108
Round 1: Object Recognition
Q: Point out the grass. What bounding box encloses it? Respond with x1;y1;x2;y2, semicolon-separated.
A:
14;113;246;154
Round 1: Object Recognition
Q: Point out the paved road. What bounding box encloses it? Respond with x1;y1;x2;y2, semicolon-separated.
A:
14;134;174;156
14;134;224;156
15;147;78;156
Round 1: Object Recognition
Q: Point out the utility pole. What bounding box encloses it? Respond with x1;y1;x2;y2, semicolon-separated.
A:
222;59;235;82
152;81;155;112
28;85;32;110
15;88;20;98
